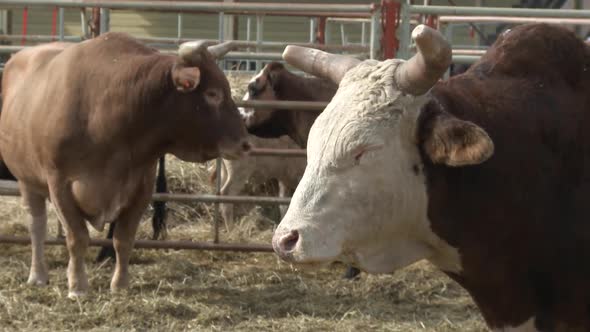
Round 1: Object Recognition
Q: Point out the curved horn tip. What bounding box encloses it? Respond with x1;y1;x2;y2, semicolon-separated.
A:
411;24;431;40
412;24;452;68
282;45;303;61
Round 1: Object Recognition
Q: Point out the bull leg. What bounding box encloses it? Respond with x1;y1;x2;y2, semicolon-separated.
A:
47;179;90;298
218;165;235;225
21;186;49;286
56;222;65;239
110;182;153;292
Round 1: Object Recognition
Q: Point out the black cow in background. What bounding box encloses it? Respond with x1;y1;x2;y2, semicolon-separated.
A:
0;84;168;263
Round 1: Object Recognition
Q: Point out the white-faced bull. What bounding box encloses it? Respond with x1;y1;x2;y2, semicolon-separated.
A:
273;23;590;331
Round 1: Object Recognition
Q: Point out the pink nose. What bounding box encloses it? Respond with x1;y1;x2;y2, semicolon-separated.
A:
272;230;299;260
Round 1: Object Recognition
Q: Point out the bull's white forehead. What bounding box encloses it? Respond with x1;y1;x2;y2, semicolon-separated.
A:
307;59;429;164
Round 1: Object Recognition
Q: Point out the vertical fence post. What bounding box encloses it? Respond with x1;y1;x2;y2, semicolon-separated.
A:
255;14;263;72
80;8;88;38
58;7;65;41
99;8;109;34
369;6;381;59
177;13;183;40
218;12;225;69
309;17;316;43
397;1;411;60
361;21;366;46
381;0;400;59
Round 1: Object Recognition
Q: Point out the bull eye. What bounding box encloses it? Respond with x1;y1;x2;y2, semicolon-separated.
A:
206;90;219;98
350;144;384;166
354;150;365;164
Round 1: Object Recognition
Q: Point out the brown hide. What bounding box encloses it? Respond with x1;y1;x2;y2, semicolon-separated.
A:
244;62;337;148
0;32;249;295
419;24;590;330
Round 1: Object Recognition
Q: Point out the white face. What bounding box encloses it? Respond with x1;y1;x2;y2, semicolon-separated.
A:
240;68;277;127
273;59;461;274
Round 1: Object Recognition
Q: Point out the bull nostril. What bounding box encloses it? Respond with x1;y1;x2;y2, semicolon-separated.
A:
242;141;252;152
279;230;299;252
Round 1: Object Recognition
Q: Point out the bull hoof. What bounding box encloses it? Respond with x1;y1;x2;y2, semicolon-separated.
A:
343;266;361;280
110;276;129;293
27;274;49;286
67;290;87;300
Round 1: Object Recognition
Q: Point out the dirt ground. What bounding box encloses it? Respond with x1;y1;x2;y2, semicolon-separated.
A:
0;73;487;332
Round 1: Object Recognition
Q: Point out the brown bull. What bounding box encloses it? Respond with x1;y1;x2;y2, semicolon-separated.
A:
0;33;250;298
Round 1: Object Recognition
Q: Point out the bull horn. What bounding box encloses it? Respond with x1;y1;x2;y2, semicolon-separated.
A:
394;24;452;96
207;41;237;59
282;45;361;85
178;40;215;64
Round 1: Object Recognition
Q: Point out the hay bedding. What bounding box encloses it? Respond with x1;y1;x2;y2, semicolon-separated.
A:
0;73;486;331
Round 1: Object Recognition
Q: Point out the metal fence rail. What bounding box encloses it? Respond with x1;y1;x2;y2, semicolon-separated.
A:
0;0;382;65
0;1;377;16
0;235;274;252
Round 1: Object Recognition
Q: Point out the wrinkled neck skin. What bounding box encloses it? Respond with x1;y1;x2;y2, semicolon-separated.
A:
279;59;461;275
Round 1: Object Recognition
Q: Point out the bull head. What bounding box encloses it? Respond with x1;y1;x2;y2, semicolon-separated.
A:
272;25;493;275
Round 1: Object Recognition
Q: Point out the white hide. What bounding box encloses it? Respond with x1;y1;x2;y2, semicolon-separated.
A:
274;59;461;274
214;134;305;223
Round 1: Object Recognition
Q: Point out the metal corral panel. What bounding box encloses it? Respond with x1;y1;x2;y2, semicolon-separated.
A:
4;0;587;48
8;7;83;39
6;1;376;46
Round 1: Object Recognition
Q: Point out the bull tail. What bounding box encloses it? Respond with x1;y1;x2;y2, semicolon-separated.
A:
152;156;168;240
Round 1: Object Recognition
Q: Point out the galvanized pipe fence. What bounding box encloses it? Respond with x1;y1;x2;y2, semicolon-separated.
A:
0;0;383;70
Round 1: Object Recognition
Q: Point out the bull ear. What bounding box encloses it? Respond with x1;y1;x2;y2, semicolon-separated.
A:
172;65;201;92
420;112;494;166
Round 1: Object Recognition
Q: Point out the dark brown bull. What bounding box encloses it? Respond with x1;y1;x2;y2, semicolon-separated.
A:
273;23;590;331
242;62;337;147
0;32;250;298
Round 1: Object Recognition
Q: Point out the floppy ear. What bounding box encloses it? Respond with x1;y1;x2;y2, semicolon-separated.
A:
172;65;201;93
420;112;494;166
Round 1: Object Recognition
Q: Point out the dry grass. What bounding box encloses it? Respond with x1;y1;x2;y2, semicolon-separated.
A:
0;73;487;332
